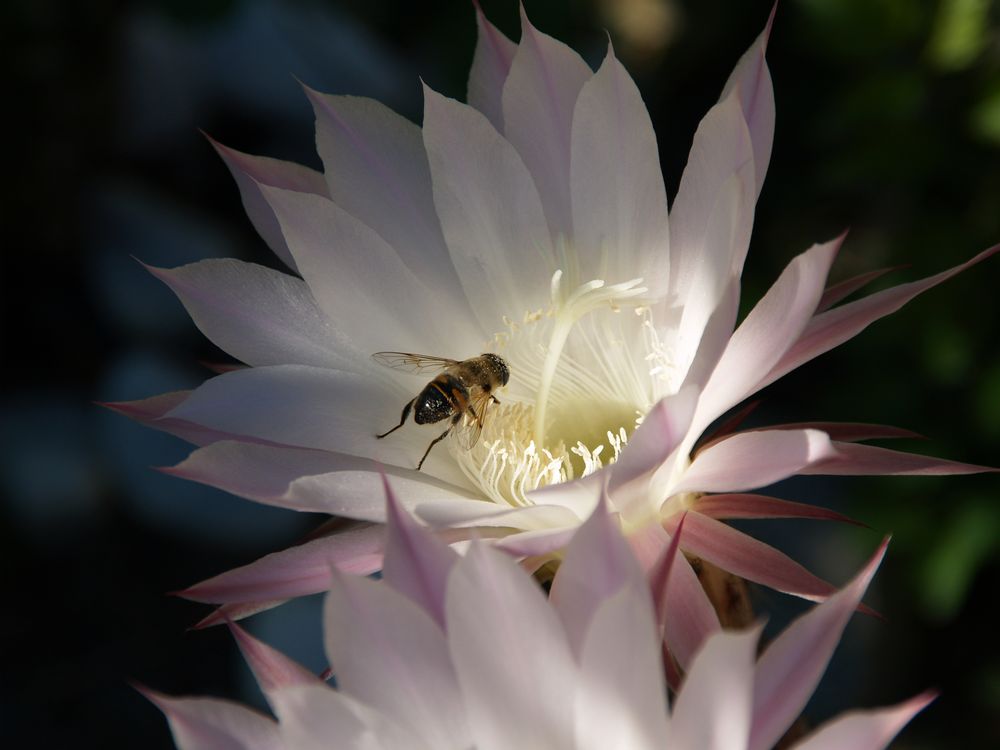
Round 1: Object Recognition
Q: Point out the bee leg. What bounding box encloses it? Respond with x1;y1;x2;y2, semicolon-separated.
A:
376;398;414;439
416;426;452;471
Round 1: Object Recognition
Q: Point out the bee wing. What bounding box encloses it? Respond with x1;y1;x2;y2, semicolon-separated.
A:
371;351;460;374
452;389;494;451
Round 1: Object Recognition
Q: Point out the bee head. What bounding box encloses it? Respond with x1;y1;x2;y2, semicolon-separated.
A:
483;353;510;386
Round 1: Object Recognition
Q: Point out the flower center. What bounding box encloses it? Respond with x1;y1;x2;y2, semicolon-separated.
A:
452;264;657;510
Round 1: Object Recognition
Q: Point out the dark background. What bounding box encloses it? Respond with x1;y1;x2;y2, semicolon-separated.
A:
5;0;999;746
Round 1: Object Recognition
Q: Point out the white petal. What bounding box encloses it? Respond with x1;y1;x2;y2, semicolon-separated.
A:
324;571;470;748
670;627;760;750
575;583;669;750
791;691;936;750
148;259;354;369
162;365;468;486
446;542;577;750
502;6;592;239
143;689;281;750
692;237;841;436
271;684;423;750
261;185;480;356
467;6;517;130
422;83;555;332
306;89;473;320
570;42;669;291
169;441;477;521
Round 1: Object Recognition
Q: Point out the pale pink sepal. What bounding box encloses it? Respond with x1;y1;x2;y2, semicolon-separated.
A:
502;4;592;239
803;441;998;476
663;512;850;604
491;526;578;558
101;391;234;448
381;476;458;629
193;599;289;629
695;494;864;526
719;4;776;199
207;136;327;273
792;690;937;750
139;685;281;750
748;537;890;750
178;525;384;603
816;265;906;312
468;3;517;130
672;428;838;497
228;619;322;707
764;243;1000;390
549;492;646;657
743;422;923;442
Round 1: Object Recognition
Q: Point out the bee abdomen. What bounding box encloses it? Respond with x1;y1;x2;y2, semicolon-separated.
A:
414;374;466;425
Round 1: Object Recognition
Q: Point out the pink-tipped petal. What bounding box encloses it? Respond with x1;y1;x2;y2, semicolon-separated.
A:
570;41;670;290
179;526;384;604
764;243;1000;389
491;525;578;557
467;4;517;130
192;599;288;629
816;265;906;312
446;542;577;749
324;567;470;748
695;494;865;526
719;5;775;199
228;620;321;705
670;626;761;750
649;513;687;633
208;137;327;273
693;237;842;433
549;492;646;656
792;690;937;750
802;441;998;476
748;538;890;750
381;476;458;629
140;686;281;750
664;512;847;603
501;5;592;239
145;259;350;370
422;82;555;331
672;429;838;496
166;441;476;521
103;391;239;447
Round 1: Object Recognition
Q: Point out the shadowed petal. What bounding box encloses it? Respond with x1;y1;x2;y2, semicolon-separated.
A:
146;259;354;370
793;691;936;750
208;136;327;272
763;244;1000;389
446;542;577;750
141;686;281;750
193;600;288;629
422;83;555;331
228;620;321;709
748;538;889;750
670;627;760;750
467;4;517;130
324;567;470;748
817;266;905;311
381;478;458;629
672;429;838;496
178;526;384;603
570;41;669;291
502;5;592;239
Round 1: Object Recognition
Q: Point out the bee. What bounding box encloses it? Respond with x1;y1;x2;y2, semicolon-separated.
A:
372;352;510;470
